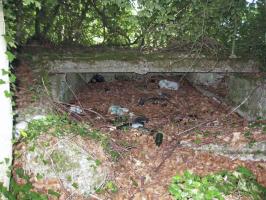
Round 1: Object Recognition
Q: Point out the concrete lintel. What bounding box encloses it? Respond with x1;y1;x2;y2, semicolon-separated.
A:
48;59;260;74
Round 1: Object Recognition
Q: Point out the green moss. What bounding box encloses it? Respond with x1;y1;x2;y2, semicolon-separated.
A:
50;150;80;172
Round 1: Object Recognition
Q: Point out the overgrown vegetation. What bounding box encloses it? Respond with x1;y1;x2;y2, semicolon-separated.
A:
0;168;58;200
18;113;120;160
2;0;266;66
169;166;266;200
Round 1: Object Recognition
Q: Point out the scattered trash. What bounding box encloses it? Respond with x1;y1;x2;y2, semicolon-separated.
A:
116;115;149;130
70;105;83;114
138;96;168;106
90;74;105;83
131;116;149;129
159;80;179;90
158;91;172;98
108;105;129;116
154;132;164;147
131;123;143;129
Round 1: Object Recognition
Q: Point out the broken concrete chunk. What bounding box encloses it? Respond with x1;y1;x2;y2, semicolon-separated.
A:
159;80;179;90
23;135;108;197
108;105;129;116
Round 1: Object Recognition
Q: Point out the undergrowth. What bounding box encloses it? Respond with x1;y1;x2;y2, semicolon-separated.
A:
169;166;266;200
0;168;59;200
19;113;120;160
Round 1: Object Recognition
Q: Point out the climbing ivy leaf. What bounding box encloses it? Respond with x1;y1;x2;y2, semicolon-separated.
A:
5;51;15;62
0;79;5;84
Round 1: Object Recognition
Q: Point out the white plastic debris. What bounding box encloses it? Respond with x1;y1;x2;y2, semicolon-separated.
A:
131;123;144;129
159;80;179;90
14;121;28;138
108;105;129;116
70;105;83;114
25;114;46;122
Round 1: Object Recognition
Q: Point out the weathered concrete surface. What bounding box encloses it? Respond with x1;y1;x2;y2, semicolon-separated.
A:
51;73;87;102
186;73;225;89
19;49;265;119
187;73;266;121
48;59;260;74
227;75;266;121
180;140;266;162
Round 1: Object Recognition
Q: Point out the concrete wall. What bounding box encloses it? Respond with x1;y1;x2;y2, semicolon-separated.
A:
227;75;266;121
187;73;266;121
50;73;87;102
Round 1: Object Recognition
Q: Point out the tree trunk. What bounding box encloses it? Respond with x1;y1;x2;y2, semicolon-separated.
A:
15;0;23;45
0;0;13;191
34;7;41;40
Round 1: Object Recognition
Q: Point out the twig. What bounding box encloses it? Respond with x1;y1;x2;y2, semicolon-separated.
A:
56;101;106;121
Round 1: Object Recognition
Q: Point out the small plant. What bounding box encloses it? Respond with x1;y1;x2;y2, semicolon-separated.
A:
104;181;118;193
95;180;118;194
194;134;202;145
169;166;266;200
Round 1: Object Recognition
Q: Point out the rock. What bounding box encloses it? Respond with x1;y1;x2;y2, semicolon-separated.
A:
23;135;108;197
14;115;46;138
159;80;179;90
108;105;129;116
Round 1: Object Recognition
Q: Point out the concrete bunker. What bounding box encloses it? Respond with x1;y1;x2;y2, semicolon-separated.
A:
47;56;265;121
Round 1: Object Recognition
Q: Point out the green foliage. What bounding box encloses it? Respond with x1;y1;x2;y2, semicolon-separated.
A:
169;167;266;200
96;181;118;194
0;168;49;200
2;0;266;67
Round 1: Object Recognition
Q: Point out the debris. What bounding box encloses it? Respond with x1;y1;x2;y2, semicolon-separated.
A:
154;132;164;147
138;96;168;106
117;116;149;129
132;116;149;129
14;121;28;138
70;105;83;114
108;105;129;116
158;91;172;98
90;74;105;83
159;80;179;90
